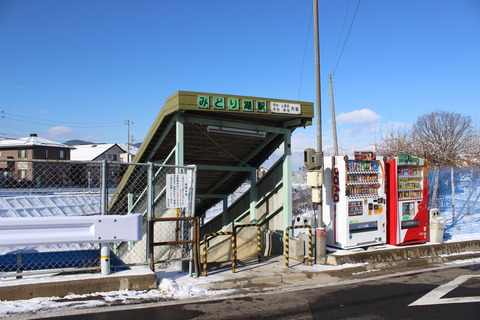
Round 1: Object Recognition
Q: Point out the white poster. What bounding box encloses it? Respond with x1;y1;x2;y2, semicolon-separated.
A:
166;174;190;208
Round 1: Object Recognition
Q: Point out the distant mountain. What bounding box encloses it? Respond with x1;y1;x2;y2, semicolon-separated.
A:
64;139;94;146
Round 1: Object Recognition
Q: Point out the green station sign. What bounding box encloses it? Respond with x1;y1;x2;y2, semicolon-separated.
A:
197;95;299;115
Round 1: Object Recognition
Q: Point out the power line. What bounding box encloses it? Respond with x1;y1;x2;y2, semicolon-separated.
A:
331;0;361;76
1;111;124;126
297;6;313;100
331;0;353;71
1;115;124;128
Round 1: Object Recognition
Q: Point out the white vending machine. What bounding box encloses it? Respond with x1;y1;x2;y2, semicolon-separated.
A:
323;152;387;249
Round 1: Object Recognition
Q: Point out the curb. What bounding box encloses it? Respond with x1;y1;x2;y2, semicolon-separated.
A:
0;270;157;301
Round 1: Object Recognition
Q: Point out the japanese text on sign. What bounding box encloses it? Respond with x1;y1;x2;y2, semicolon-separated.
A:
197;96;269;113
271;102;301;114
166;174;190;208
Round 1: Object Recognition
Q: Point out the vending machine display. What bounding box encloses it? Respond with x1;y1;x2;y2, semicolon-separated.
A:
323;152;387;249
386;154;428;246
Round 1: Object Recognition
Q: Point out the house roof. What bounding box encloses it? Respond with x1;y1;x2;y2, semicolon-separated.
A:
0;135;73;149
70;144;124;161
118;144;139;156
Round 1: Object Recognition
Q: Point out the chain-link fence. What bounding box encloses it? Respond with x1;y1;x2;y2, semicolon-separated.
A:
0;159;196;278
428;167;480;233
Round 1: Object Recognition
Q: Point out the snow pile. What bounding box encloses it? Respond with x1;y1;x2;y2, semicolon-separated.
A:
0;268;231;318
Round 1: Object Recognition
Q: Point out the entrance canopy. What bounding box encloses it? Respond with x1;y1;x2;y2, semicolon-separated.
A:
111;91;313;218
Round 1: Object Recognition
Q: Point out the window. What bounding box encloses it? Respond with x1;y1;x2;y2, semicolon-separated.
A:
45;149;49;159
108;154;117;161
19;170;27;180
18;149;27;158
59;150;66;159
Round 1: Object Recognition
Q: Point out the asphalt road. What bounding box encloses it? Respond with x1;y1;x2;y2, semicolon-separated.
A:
35;262;480;320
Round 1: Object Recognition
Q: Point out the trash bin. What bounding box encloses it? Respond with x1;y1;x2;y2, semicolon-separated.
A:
429;208;445;243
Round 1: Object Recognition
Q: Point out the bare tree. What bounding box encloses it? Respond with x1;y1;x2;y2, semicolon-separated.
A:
412;112;474;212
379;111;475;213
378;124;415;159
412;111;474;167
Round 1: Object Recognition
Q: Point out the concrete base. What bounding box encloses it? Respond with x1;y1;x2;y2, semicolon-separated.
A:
326;240;480;265
0;268;158;301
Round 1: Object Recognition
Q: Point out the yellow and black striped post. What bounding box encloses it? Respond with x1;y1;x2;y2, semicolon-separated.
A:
285;228;290;268
233;223;263;264
202;231;234;276
257;226;261;262
202;234;209;276
231;232;236;273
285;225;313;268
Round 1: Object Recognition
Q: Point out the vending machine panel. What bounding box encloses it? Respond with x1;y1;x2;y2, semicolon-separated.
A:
323;153;387;249
386;154;428;245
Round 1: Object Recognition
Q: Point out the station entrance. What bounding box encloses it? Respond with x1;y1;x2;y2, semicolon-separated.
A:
109;91;313;268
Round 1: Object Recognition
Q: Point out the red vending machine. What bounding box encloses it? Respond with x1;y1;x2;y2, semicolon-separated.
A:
386;154;428;246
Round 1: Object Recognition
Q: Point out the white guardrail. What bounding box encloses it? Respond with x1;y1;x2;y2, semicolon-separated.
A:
0;214;142;275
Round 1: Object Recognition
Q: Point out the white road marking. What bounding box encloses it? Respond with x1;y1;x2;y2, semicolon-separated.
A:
409;275;480;306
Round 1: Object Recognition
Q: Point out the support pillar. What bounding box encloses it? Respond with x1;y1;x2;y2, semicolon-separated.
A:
250;169;258;222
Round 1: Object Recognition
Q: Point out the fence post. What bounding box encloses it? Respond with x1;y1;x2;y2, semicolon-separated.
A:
147;162;154;265
100;160;110;275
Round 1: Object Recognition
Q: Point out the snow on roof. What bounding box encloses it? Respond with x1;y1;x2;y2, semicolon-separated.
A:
70;143;123;161
118;143;139;155
0;134;72;149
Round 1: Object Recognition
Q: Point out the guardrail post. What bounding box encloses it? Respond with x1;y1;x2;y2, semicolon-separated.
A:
100;243;111;275
100;160;110;275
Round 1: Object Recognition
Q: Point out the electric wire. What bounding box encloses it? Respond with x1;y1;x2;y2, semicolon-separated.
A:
331;0;353;72
297;6;313;101
2;115;124;128
331;0;361;76
1;111;123;126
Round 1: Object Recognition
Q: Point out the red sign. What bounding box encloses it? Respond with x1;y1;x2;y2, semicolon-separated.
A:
332;167;340;203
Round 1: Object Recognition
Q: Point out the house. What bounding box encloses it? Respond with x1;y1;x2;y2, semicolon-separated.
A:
70;143;125;162
0;134;74;186
70;143;127;187
118;144;139;162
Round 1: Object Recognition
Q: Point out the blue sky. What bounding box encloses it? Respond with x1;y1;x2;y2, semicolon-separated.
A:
1;0;479;154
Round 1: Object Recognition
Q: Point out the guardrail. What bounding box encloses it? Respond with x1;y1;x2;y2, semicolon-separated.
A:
285;225;313;268
0;214;142;275
233;223;262;263
202;231;237;276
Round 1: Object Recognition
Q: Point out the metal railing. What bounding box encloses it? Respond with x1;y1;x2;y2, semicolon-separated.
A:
285;225;313;268
202;231;237;276
148;216;201;276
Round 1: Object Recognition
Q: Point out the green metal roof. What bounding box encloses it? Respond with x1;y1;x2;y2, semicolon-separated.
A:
110;91;313;216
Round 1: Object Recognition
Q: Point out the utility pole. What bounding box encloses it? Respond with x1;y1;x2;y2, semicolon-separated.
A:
125;120;134;162
313;0;326;263
329;74;339;156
